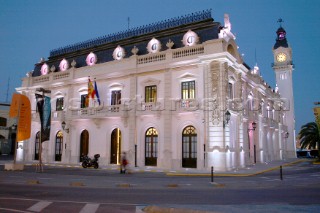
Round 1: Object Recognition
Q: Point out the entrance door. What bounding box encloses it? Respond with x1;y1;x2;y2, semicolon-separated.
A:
55;131;63;161
80;130;89;161
182;126;197;168
110;128;121;164
145;127;158;166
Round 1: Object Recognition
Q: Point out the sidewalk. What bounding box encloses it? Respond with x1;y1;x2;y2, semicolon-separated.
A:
0;155;306;177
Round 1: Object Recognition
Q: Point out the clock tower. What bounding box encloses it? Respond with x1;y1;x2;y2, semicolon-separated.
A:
272;21;296;158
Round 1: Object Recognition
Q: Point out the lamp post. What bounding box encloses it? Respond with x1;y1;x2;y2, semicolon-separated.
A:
61;121;71;163
282;131;289;160
61;121;69;133
247;121;257;164
10;124;17;163
223;110;231;128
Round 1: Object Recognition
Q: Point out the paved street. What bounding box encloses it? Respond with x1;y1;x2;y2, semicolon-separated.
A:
0;158;320;212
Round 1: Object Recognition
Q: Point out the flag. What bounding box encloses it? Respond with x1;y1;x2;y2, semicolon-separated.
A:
85;77;94;107
36;94;51;142
94;78;101;105
9;93;31;141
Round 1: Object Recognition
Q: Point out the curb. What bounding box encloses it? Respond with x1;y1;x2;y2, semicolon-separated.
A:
166;159;306;177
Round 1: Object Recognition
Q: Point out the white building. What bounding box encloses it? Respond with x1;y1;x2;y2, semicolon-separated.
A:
17;10;295;171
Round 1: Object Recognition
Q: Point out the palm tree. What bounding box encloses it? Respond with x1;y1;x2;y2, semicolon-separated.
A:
298;122;320;158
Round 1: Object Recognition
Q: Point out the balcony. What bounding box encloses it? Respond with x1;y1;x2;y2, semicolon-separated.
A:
67;105;128;120
136;102;162;116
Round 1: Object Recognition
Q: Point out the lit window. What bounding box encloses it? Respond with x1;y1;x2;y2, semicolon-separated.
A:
56;97;64;111
111;90;121;105
145;85;157;103
181;81;195;99
80;94;87;108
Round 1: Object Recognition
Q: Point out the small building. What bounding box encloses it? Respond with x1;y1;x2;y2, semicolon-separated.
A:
17;10;295;171
0;103;16;155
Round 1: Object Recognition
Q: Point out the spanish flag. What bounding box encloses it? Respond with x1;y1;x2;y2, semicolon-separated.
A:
85;77;94;107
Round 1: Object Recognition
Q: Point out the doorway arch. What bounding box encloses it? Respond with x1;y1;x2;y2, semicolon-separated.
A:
55;131;63;161
110;128;121;164
80;130;89;162
145;127;158;166
182;125;197;168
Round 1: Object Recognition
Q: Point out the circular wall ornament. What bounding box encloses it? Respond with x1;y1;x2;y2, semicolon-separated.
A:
86;52;97;66
40;63;49;75
59;58;69;71
113;45;125;60
182;30;199;46
147;38;161;53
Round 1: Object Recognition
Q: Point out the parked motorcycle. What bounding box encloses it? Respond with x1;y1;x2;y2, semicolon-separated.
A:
81;154;100;169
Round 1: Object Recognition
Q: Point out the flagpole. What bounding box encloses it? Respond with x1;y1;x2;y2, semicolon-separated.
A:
36;88;51;172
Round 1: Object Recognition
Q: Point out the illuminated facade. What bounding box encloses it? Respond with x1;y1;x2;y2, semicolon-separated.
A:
17;10;295;171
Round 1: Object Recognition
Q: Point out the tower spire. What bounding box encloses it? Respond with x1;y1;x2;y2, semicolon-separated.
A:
277;18;284;27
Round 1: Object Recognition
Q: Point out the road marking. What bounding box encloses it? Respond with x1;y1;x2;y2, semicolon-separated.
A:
27;201;52;212
79;203;100;213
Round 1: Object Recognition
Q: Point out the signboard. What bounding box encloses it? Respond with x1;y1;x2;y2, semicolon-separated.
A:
9;93;31;141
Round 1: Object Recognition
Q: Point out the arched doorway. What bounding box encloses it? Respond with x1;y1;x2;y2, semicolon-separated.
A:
182;125;197;168
145;127;158;166
110;128;121;164
34;132;40;160
55;131;63;161
80;130;89;162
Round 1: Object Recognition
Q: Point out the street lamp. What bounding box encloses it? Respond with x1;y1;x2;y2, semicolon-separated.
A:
223;110;231;128
61;121;69;133
247;121;257;164
284;131;289;138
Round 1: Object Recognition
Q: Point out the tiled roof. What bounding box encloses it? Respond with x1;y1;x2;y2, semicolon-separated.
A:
50;9;213;57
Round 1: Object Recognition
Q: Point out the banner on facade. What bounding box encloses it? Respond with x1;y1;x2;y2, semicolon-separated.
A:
9;93;31;141
36;94;51;142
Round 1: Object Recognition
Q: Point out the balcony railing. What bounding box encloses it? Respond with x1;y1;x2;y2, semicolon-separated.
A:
67;105;128;119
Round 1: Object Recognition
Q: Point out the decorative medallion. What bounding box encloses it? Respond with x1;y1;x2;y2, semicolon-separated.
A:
40;63;49;75
147;38;161;53
59;58;69;71
86;52;97;66
182;30;199;46
113;45;125;60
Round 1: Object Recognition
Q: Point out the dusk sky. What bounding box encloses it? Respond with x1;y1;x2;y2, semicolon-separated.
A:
0;0;319;132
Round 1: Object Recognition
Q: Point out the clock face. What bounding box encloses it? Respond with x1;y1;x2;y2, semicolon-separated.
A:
86;52;97;66
59;59;69;71
276;52;287;62
183;30;199;46
40;63;49;75
113;45;125;60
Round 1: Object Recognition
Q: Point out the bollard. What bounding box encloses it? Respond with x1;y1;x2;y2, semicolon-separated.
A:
211;166;214;183
280;165;283;180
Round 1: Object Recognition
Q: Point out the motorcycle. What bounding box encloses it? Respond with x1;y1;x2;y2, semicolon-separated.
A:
81;154;100;169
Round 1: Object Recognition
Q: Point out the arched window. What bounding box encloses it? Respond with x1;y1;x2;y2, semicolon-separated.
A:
80;130;89;162
55;131;63;161
34;132;40;160
145;127;158;166
182;126;197;168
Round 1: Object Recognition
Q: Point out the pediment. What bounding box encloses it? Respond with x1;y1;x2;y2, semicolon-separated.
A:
141;78;160;86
